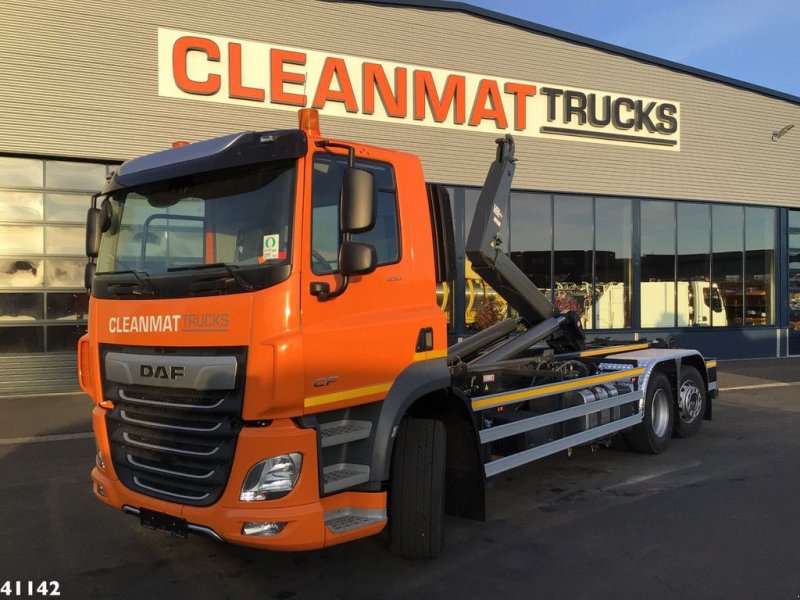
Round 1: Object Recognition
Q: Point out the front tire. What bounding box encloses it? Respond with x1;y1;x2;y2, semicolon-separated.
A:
625;371;674;454
673;365;706;438
390;418;446;559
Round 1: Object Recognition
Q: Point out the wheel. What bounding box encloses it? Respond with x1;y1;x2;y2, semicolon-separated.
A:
624;371;674;454
390;418;446;559
673;365;706;438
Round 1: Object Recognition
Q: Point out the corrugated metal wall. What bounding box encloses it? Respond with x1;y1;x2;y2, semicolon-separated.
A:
0;354;78;396
1;0;798;206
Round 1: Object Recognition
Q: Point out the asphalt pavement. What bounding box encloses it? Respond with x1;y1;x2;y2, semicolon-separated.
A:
1;358;799;599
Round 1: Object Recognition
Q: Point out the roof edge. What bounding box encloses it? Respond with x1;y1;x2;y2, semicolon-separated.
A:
328;0;800;106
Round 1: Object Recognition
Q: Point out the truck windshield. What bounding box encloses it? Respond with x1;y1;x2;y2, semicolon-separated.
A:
96;160;295;278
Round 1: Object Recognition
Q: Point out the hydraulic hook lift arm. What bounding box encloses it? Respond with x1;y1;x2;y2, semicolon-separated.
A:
463;135;586;358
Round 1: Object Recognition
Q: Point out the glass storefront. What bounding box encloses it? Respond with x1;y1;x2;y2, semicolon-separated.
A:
444;186;777;337
0;156;110;354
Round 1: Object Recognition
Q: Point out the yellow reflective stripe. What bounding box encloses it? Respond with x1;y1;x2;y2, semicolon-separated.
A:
578;343;650;357
705;360;717;369
471;367;645;411
412;349;448;362
304;382;392;408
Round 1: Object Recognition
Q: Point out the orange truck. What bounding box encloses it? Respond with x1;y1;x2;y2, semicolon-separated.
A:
80;109;716;558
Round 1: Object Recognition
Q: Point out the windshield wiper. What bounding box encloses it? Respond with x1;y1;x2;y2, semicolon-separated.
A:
102;269;157;297
168;263;254;292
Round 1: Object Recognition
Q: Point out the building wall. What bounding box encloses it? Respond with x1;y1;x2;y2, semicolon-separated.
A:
1;0;798;206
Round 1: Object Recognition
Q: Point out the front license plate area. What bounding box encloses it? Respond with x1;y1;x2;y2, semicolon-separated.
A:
139;507;188;538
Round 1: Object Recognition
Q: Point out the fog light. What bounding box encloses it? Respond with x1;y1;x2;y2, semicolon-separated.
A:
242;521;287;536
96;450;106;471
240;453;303;501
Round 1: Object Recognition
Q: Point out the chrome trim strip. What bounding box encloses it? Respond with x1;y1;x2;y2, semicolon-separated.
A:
122;432;219;456
120;410;222;433
132;476;210;501
119;389;225;410
126;453;215;480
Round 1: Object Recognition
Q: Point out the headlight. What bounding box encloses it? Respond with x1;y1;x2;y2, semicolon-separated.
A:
240;453;303;501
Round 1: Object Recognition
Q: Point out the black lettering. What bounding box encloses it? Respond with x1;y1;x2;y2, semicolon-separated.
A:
154;365;169;379
656;103;678;134
587;94;611;127
170;366;185;379
564;90;587;125
635;100;658;132
612;97;635;129
220;313;229;328
540;87;563;122
140;365;153;377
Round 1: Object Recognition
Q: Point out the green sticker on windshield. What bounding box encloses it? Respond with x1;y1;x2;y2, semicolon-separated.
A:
263;234;279;260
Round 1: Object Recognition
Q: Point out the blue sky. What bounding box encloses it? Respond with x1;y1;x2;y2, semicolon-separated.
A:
464;0;800;97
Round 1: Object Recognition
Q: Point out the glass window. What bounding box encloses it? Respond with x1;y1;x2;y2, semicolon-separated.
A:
45;226;85;255
554;196;592;326
712;205;744;326
44;259;85;288
0;191;43;221
641;201;676;327
510;192;551;292
0;259;44;288
789;211;800;337
45;161;106;191
0;325;44;353
45;193;91;222
0;225;44;255
745;207;775;325
311;154;400;274
593;197;632;329
0;157;43;188
46;324;87;352
677;203;717;327
47;292;89;320
0;293;44;321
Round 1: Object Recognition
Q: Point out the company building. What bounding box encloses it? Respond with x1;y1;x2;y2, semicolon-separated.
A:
1;0;799;394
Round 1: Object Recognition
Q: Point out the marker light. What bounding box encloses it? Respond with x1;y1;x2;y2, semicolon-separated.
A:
172;140;190;148
240;453;303;501
298;108;320;136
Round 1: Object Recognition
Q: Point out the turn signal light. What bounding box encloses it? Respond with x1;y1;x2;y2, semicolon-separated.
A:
172;140;190;148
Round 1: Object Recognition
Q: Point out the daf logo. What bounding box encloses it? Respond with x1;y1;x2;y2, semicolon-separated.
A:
139;364;185;380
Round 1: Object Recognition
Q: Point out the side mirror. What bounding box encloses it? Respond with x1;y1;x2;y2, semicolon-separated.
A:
340;167;376;234
86;208;103;258
340;241;377;276
84;262;96;290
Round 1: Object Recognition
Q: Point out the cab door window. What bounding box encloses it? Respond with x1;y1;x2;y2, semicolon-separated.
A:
311;154;399;274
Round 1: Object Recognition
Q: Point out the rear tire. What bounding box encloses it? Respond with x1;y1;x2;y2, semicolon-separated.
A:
624;371;674;454
673;365;706;438
390;418;446;559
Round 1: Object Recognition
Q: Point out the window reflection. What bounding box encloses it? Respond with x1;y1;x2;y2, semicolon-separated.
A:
745;207;775;325
712;205;744;326
0;157;43;188
0;191;43;221
593;198;632;329
0;293;44;321
44;259;85;288
641;201;676;327
0;225;44;255
45;193;91;223
677;203;721;327
0;259;44;287
0;326;44;353
45;161;106;191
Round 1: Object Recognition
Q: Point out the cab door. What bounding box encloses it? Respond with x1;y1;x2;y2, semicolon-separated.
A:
300;150;423;415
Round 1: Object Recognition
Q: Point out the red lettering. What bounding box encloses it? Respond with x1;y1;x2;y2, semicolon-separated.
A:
270;49;307;106
469;79;508;128
172;36;221;96
312;57;359;112
228;43;264;102
503;82;537;131
413;71;466;124
363;63;407;118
